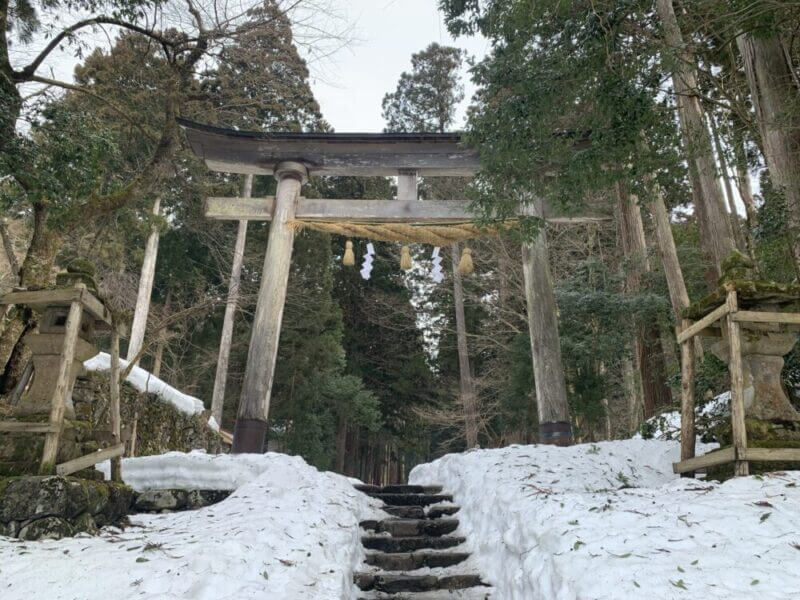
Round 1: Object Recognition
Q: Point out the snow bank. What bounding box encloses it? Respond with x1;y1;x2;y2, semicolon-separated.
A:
411;440;800;600
637;392;730;440
96;450;289;491
85;352;212;426
0;452;379;600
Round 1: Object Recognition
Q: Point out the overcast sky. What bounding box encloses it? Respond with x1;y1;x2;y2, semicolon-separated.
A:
12;1;487;134
303;0;490;132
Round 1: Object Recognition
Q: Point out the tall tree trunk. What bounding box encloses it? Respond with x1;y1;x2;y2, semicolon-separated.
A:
334;413;347;474
0;203;58;376
151;287;171;378
0;218;20;279
685;154;720;290
346;426;360;478
708;112;748;253
623;357;642;433
127;197;162;364
737;33;800;275
615;184;672;418
0;0;22;155
451;241;478;448
211;174;252;426
647;180;703;357
731;124;760;232
657;0;737;277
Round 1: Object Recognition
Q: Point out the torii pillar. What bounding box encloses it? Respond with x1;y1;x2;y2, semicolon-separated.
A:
232;162;307;453
521;199;573;445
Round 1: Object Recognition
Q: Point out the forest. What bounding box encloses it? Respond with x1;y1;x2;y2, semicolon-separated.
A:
1;0;799;482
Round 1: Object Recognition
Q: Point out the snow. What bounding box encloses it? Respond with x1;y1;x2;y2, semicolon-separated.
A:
96;450;292;491
637;392;730;440
84;352;213;426
410;439;800;600
0;452;380;600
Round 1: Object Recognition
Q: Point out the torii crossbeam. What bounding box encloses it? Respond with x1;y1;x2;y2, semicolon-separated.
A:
180;119;591;452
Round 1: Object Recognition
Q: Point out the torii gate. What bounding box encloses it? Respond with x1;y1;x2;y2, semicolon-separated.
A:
180;119;590;453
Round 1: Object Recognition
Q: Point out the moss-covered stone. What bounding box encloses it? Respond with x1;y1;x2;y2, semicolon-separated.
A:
683;279;800;320
707;418;800;481
0;418;96;476
18;516;75;540
66;258;96;276
720;250;756;283
0;475;132;539
55;272;98;293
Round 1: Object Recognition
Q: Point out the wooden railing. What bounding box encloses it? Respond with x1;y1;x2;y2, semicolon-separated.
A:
673;286;800;477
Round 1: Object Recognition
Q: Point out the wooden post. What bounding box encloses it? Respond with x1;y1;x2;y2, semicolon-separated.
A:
520;199;573;445
127;197;161;364
726;288;749;476
211;174;253;426
232;162;306;453
109;324;122;482
397;169;418;201
679;318;696;477
648;182;703;358
40;298;83;474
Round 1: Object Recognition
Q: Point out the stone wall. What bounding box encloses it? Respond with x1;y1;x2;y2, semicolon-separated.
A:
0;476;132;540
132;489;231;512
0;372;222;476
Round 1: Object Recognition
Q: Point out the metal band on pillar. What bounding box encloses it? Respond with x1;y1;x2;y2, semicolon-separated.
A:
232;161;308;453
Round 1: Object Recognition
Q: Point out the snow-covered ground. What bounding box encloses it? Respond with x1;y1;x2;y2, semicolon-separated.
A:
411;439;800;600
0;452;381;600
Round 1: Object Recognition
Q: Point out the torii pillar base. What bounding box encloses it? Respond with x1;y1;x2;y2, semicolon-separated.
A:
231;161;308;454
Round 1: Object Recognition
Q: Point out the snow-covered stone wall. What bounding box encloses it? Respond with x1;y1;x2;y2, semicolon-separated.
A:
75;354;221;456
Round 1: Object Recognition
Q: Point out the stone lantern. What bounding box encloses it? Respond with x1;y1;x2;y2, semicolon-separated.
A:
0;263;116;476
13;265;111;420
704;314;800;423
15;303;101;419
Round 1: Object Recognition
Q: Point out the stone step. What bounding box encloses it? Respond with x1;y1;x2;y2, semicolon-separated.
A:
355;484;444;495
359;590;492;600
365;551;470;571
354;573;487;594
382;505;461;519
360;518;459;537
426;505;460;519
371;493;453;506
362;535;466;553
383;505;425;519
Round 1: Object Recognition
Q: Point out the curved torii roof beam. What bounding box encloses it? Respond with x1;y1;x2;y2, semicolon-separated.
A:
178;118;480;177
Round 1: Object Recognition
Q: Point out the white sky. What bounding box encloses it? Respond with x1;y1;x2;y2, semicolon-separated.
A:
303;0;490;132
13;1;488;134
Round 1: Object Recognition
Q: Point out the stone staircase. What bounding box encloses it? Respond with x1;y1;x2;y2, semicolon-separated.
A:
353;484;491;600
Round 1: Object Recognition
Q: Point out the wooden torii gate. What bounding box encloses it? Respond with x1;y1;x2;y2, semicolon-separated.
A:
180;119;589;453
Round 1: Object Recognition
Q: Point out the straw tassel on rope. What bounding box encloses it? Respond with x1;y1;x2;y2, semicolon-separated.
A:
458;246;474;275
343;240;355;266
400;245;413;271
